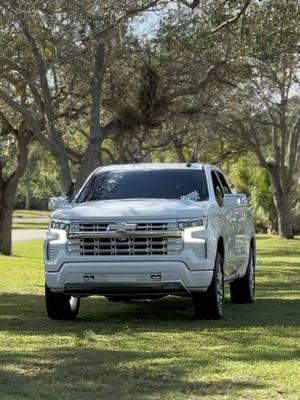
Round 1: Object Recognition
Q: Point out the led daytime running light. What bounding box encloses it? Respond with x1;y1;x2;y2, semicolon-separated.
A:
178;217;208;230
49;220;70;231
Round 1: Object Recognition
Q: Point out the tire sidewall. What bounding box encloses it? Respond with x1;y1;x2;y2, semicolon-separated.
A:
214;252;224;318
247;247;255;302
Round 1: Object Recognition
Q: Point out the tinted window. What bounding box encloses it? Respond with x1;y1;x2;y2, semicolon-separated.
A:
217;171;231;194
211;171;224;207
76;169;209;203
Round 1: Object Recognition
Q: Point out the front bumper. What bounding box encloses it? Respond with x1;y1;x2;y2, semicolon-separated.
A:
45;260;214;295
44;226;216;295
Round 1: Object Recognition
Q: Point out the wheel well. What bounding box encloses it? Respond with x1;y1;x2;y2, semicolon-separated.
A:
217;237;224;262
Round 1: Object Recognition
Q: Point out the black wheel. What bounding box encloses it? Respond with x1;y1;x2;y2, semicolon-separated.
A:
230;247;255;304
193;252;224;320
45;285;80;320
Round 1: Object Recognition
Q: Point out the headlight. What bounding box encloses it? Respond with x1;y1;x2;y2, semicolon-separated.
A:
49;220;70;231
178;217;208;230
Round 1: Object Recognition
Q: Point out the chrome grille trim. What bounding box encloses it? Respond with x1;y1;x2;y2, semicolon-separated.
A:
69;221;178;234
67;221;183;256
67;231;182;238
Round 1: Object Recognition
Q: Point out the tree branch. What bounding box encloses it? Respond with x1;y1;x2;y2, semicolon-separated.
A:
101;147;117;163
212;0;251;33
21;19;63;144
4;121;32;198
288;116;300;180
179;0;200;10
0;56;44;112
91;0;162;40
0;111;17;136
161;61;227;103
102;119;122;138
0;87;50;148
65;146;82;163
90;42;105;138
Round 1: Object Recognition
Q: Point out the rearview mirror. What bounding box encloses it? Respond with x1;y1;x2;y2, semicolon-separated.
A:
48;196;70;211
223;193;248;208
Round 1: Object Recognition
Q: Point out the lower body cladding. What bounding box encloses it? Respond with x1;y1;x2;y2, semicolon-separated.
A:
45;261;214;297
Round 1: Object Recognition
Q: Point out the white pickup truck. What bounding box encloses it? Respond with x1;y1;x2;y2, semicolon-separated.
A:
45;163;256;320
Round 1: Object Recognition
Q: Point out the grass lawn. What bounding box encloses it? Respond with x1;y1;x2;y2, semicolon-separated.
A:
12;209;49;230
13;210;50;219
12;222;48;230
0;235;299;400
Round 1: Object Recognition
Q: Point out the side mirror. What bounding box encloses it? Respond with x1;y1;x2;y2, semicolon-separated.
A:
223;193;248;208
48;196;70;211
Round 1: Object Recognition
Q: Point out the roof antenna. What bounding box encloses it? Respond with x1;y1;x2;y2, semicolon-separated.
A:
186;161;192;167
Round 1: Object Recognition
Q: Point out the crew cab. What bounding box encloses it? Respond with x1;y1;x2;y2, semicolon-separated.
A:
45;163;256;320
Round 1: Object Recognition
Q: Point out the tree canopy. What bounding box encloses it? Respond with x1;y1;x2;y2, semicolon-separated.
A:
0;0;299;254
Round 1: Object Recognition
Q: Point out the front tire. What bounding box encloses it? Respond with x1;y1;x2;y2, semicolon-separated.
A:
193;252;224;320
230;247;255;304
45;285;80;320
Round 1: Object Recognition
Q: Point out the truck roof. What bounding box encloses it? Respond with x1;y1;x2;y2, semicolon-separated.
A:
96;163;210;172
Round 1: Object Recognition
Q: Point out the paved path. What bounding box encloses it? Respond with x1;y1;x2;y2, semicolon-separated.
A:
12;229;46;242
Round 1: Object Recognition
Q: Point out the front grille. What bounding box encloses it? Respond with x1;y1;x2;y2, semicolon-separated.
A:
68;236;182;256
78;223;108;232
67;221;183;256
136;222;171;231
73;221;178;233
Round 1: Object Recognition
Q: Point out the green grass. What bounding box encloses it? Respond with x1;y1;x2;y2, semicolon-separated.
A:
12;222;48;230
13;209;49;229
13;210;49;219
0;235;299;400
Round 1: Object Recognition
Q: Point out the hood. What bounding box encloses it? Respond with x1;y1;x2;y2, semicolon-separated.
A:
51;198;209;221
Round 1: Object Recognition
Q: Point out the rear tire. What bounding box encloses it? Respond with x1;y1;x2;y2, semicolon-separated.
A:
45;285;80;320
193;252;224;320
230;247;255;304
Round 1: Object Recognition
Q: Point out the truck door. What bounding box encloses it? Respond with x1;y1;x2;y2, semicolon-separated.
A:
216;171;247;272
211;170;236;277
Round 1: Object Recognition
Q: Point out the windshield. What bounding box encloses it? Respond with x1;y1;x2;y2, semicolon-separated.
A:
76;169;209;203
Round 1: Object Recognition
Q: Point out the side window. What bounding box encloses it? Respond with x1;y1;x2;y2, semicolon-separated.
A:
217;172;231;194
211;171;224;207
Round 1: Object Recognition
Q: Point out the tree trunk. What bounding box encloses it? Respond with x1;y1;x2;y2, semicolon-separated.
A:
55;149;73;194
269;215;278;234
175;143;186;162
271;184;294;238
0;207;13;255
276;201;294;239
75;136;101;191
269;169;294;239
25;168;32;210
0;119;31;255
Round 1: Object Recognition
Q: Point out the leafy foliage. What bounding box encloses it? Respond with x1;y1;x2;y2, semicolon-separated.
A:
0;0;299;238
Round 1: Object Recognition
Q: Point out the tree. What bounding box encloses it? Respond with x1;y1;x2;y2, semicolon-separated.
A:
0;0;254;192
0;112;31;255
214;0;300;238
0;0;165;193
16;143;61;210
0;0;249;255
228;156;278;233
103;1;243;162
1;0;297;257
